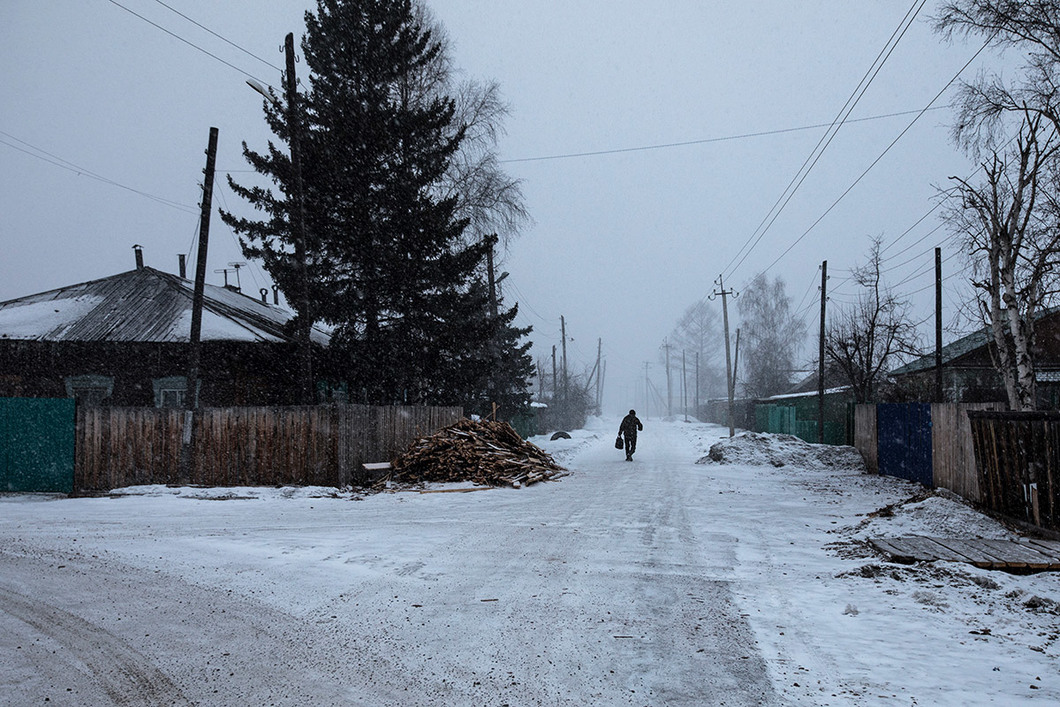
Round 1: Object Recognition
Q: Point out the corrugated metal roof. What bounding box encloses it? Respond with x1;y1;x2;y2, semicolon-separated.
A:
0;267;329;345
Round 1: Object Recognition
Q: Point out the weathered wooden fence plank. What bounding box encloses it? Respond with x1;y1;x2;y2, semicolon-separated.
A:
969;411;1060;533
929;403;1003;504
853;404;877;475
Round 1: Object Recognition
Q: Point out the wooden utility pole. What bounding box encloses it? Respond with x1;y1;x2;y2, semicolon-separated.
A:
593;338;602;411
695;351;700;418
732;329;741;395
284;32;313;405
644;361;651;419
935;247;943;402
486;236;499;320
182;126;219;479
712;276;737;438
599;359;606;412
682;350;688;422
551;345;558;404
664;340;672;417
818;260;828;444
560;316;569;422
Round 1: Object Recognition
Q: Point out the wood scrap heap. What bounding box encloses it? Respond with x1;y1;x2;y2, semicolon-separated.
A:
390;418;568;488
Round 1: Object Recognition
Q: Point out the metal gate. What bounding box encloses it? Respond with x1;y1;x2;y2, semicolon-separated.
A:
0;398;75;493
876;402;933;486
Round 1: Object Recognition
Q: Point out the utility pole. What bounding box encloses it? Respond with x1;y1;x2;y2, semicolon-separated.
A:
682;350;688;422
818;260;828;444
732;329;741;397
664;340;672;418
551;345;558;406
284;32;313;405
695;351;700;419
599;359;606;412
935;247;943;403
644;361;651;419
594;338;602;412
182;126;219;481
486;236;499;320
560;316;569;425
711;276;737;438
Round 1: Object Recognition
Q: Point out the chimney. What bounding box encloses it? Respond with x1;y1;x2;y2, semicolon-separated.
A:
133;244;144;270
272;284;280;305
260;288;268;304
178;253;187;279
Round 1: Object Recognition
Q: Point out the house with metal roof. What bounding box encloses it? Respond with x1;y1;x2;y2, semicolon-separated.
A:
888;308;1060;408
0;264;330;407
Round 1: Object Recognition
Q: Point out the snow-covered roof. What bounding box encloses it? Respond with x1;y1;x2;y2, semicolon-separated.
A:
0;267;330;345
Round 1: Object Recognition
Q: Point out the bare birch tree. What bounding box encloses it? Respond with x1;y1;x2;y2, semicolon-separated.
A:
935;1;1060;151
946;112;1060;410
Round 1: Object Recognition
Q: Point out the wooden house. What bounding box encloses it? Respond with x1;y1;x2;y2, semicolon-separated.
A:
0;264;330;407
888;309;1060;408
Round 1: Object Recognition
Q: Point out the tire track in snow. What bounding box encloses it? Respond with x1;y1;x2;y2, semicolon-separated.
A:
0;584;192;707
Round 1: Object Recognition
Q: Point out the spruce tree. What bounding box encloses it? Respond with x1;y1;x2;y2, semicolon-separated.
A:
223;0;533;407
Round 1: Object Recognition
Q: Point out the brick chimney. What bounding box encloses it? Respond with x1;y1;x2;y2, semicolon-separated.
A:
133;244;144;269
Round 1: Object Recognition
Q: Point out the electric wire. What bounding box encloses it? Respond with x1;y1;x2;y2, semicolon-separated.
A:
722;0;928;280
499;106;946;164
148;0;283;72
105;0;270;85
0;130;199;214
756;36;994;278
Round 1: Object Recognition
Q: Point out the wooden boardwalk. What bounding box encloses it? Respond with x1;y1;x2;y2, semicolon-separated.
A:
870;536;1060;571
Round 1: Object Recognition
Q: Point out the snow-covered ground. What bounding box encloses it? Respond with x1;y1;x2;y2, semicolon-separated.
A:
1;419;1058;705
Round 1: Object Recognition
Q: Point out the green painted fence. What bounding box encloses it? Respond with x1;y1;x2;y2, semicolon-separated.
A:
0;397;75;493
755;395;851;445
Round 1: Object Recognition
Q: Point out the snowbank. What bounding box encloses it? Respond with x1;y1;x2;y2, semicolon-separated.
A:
697;431;866;471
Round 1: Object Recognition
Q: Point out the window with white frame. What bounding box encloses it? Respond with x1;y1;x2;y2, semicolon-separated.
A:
64;374;114;406
153;376;196;408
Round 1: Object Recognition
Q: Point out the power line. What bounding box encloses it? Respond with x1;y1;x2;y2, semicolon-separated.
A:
105;0;270;85
149;0;283;73
0;129;198;214
723;0;928;279
757;36;994;278
499;106;946;165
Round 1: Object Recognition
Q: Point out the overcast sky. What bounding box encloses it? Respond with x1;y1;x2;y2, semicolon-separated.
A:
1;1;1005;414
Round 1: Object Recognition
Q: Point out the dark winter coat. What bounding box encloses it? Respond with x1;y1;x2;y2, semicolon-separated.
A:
619;413;643;439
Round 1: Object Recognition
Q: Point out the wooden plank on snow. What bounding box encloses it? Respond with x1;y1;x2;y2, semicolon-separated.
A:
977;539;1060;570
927;538;1008;569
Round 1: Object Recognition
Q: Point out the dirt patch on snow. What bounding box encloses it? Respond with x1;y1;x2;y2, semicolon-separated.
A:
697;432;866;471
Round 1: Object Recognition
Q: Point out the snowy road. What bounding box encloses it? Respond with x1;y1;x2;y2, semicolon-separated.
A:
3;419;1059;705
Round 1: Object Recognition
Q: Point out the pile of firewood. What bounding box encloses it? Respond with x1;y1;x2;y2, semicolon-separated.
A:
387;418;568;488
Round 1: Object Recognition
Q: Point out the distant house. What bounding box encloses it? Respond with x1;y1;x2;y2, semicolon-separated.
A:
0;264;330;407
888;308;1060;408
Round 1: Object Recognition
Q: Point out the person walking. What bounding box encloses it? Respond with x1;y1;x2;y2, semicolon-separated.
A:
618;409;643;461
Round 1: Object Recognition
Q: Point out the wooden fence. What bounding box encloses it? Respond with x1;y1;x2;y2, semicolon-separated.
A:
853;402;1002;502
75;404;463;492
853;404;878;475
931;402;1003;502
968;411;1060;532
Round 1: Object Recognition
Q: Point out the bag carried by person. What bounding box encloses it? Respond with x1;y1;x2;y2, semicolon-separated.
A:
615;435;624;450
